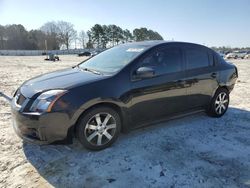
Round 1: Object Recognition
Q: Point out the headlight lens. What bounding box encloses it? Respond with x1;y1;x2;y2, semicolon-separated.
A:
30;90;67;112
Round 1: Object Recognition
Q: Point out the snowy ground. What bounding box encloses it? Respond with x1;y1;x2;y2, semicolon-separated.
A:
0;56;250;188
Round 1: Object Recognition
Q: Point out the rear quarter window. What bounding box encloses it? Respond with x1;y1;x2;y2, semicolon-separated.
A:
185;48;210;69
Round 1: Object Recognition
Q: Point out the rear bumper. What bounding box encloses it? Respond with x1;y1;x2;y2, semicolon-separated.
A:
11;99;72;144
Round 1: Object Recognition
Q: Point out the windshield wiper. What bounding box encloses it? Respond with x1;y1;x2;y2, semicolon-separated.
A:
80;66;102;75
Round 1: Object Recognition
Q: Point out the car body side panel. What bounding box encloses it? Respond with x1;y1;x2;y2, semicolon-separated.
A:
129;72;188;126
55;71;133;130
180;44;220;109
185;66;219;109
218;63;238;92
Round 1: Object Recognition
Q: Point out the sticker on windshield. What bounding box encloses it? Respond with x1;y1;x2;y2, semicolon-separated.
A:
126;48;144;52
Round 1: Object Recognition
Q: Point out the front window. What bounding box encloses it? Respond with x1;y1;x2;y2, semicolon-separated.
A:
79;45;148;74
140;47;183;74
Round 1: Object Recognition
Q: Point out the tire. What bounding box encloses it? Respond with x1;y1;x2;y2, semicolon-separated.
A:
207;88;229;118
76;106;121;150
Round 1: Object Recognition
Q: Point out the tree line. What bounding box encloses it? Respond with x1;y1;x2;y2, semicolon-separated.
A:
0;21;164;50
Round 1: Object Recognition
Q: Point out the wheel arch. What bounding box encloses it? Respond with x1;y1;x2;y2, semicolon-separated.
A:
71;101;129;137
217;85;229;92
212;85;229;98
207;85;230;117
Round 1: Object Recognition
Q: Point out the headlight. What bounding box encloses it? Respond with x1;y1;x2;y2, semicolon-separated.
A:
30;90;67;112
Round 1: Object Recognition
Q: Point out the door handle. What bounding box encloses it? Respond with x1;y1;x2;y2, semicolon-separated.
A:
211;73;217;78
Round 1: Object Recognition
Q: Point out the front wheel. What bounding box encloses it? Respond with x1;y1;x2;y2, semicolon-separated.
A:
77;107;121;150
207;88;229;117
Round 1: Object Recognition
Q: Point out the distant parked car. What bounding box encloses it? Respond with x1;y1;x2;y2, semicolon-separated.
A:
78;51;92;57
226;51;247;59
225;53;237;59
78;50;102;57
236;51;247;59
11;41;238;150
225;52;243;59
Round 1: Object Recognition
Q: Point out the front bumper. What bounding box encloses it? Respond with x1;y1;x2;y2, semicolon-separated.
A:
12;115;50;145
11;96;72;144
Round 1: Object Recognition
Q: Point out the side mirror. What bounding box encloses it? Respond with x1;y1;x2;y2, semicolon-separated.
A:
135;66;155;79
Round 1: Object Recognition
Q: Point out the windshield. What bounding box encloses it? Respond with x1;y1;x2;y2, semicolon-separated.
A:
79;45;148;74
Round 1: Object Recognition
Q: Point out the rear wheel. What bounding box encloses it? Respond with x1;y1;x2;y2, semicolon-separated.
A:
77;107;121;150
207;88;229;117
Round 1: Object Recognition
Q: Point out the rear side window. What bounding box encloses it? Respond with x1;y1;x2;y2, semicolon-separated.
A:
185;48;210;69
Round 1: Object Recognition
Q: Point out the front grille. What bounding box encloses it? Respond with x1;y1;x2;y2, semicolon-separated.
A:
16;94;26;106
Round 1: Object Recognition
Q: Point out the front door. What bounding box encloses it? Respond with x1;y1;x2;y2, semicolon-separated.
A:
129;45;189;126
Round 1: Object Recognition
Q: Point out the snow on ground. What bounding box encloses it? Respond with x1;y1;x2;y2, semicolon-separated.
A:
0;56;250;188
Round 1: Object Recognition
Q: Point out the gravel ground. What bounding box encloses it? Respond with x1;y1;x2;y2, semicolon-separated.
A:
0;56;250;188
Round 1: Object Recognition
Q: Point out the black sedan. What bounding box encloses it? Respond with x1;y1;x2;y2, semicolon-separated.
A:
78;51;92;57
11;41;238;150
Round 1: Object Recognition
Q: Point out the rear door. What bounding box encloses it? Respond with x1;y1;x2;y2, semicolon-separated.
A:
129;44;189;126
183;45;219;109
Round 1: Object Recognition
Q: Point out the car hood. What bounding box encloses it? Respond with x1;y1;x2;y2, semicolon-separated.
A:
20;67;106;98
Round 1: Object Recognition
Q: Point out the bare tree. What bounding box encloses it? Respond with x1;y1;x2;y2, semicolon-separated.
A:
57;21;77;50
40;21;59;34
79;30;86;49
40;21;60;50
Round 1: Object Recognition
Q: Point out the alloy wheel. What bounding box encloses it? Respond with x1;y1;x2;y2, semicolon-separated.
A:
84;113;117;146
215;92;228;115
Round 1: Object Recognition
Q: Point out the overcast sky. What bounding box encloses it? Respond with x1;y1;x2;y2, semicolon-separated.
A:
0;0;249;47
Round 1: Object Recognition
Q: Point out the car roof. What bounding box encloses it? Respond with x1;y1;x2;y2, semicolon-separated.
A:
122;40;209;49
